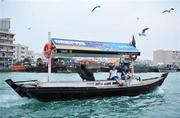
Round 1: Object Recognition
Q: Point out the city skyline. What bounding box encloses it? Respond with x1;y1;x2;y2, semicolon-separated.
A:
0;0;180;60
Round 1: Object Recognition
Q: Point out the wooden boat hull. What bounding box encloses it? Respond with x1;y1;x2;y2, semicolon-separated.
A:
5;73;168;102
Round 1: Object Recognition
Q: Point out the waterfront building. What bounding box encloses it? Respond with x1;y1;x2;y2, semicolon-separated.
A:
0;18;10;32
136;59;155;66
26;50;34;61
0;18;15;66
13;44;34;62
153;50;180;67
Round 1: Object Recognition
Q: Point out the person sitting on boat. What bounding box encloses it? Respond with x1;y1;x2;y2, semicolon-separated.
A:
78;64;95;81
120;66;132;86
108;65;119;80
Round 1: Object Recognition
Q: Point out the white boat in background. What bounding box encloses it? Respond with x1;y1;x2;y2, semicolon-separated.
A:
158;64;177;72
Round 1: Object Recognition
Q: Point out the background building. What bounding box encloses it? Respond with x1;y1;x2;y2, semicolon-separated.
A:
136;58;155;66
26;50;34;60
13;44;28;62
0;18;10;32
153;50;180;66
13;44;34;62
0;18;15;66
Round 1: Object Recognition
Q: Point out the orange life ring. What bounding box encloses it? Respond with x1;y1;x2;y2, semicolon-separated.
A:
44;43;52;58
129;55;137;61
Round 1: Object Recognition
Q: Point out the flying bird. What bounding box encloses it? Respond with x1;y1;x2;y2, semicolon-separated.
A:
136;17;140;20
27;27;32;30
139;28;149;36
162;8;174;13
91;5;101;12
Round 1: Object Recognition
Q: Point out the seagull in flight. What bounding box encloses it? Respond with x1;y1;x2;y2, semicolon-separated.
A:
27;27;32;30
139;28;150;36
162;8;174;13
136;17;140;20
92;5;101;12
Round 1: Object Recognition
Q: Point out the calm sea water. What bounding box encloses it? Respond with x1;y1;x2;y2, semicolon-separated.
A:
0;72;180;118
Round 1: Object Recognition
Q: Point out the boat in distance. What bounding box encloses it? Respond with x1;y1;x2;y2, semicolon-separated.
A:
5;35;168;101
158;64;177;72
6;73;168;101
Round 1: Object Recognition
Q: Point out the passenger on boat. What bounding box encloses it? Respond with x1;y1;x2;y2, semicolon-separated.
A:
78;64;95;81
120;66;132;86
108;65;119;80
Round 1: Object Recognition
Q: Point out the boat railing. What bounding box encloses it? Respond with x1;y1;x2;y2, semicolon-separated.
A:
14;80;39;86
14;80;38;83
37;80;119;88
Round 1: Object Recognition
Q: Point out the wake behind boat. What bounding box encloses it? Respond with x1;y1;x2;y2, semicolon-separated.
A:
5;33;168;101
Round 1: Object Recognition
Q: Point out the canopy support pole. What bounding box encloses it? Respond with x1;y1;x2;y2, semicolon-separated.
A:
47;32;51;82
131;60;134;74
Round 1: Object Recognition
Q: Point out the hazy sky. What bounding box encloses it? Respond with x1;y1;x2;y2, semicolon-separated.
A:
0;0;180;60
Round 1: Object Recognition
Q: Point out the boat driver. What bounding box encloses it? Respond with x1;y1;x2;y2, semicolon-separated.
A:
78;64;95;81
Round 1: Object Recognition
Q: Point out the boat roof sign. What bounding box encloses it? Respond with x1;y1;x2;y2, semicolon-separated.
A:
51;38;140;57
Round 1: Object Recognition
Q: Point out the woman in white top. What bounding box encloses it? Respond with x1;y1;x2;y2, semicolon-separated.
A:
108;66;119;80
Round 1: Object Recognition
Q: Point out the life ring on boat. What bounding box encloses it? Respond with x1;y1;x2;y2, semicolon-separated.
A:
129;55;138;61
44;43;52;58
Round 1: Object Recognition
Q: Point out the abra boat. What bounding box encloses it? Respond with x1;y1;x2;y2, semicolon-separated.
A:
6;73;168;101
6;33;168;101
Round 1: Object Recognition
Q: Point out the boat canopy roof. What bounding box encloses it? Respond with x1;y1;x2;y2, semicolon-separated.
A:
51;38;140;58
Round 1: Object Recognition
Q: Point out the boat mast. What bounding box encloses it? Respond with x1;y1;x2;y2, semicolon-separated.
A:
47;32;51;82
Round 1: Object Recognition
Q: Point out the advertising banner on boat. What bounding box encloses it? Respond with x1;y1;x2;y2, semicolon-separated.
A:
51;38;139;53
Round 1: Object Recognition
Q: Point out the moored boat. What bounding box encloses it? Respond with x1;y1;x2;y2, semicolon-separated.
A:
158;64;177;72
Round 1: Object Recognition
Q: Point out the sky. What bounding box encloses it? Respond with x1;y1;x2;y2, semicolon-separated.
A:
0;0;180;60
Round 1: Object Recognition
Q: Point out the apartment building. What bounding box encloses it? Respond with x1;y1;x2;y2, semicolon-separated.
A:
13;44;34;62
153;50;180;66
0;18;15;66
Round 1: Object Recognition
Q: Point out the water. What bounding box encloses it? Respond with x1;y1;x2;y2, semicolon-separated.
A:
0;72;180;118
